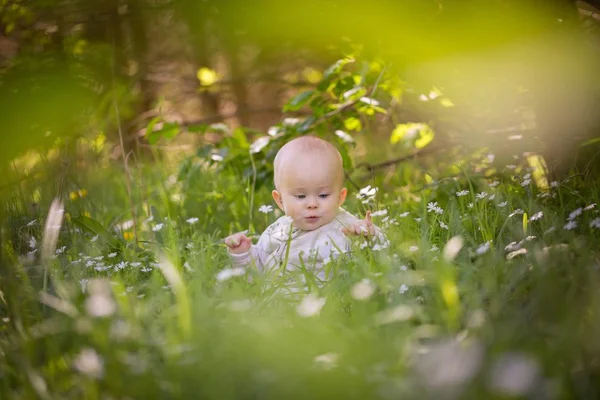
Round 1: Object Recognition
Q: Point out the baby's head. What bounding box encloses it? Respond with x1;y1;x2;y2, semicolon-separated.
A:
272;136;347;231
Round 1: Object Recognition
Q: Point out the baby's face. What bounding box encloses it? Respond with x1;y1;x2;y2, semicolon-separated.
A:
273;156;346;231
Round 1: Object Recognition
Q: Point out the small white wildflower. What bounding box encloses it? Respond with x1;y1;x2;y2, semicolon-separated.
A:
186;217;199;224
476;242;491;255
506;164;517;170
487;154;496;163
488;194;496;201
399;284;409;294
145;215;154;223
376;305;414;324
504;241;521;252
29;237;37;249
568;208;582;220
427;202;439;213
73;348;104;379
216;267;246;282
400;265;408;271
409;245;419;253
590;218;600;228
249;136;270;154
399;212;410;218
55;246;66;255
550;181;559;188
430;245;439;252
107;252;117;258
489;181;500;188
258;205;273;214
509;209;524;217
506;248;528;260
529;212;543;221
414;217;422;222
141;267;152;273
371;209;388;217
90;235;99;242
467;203;474;209
130;262;141;267
313;353;339;370
498;201;508;208
476;192;488;200
26;219;36;227
456;190;469;197
351;279;376;300
584;203;596;211
152;223;164;232
564;220;577;230
335;130;355;144
297;294;326;317
521;179;531;187
439;221;449;230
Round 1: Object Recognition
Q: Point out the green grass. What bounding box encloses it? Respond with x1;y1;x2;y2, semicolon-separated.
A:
1;155;600;399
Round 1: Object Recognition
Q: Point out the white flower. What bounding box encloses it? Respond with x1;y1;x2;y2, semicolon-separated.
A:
297;294;326;317
564;220;577;230
313;353;339;370
216;267;246;282
498;201;508;208
509;209;524;217
108;252;117;258
590;218;600;229
414;217;422;222
399;212;410;218
520;179;531;187
29;237;37;249
258;205;273;214
427;202;439;213
550;181;559;188
283;118;300;126
456;190;469;197
488;194;496;201
476;242;491;255
568;208;582;220
409;245;419;253
476;192;488;200
351;279;376;300
399;284;409;294
371;209;388;217
73;348;104;379
26;219;36;227
186;217;199;224
529;212;543;221
90;235;99;242
439;221;449;230
487;154;496;163
335;130;355;144
584;203;596;211
506;164;517;170
152;223;164;232
489;181;500;188
357;185;378;202
430;245;439;252
250;136;270;154
467;203;474;209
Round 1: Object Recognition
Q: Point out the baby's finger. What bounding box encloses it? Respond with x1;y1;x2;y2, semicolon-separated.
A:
365;210;373;226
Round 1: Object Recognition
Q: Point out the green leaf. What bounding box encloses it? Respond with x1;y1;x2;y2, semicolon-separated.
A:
415;126;435;149
297;116;316;133
72;216;123;250
284;90;315;111
147;123;180;145
581;137;600;147
324;58;354;79
344;117;362;132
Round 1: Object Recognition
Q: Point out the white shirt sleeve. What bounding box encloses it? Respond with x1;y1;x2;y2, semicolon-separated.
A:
227;232;273;271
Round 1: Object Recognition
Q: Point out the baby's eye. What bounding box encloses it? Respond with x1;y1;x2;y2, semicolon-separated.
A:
319;194;330;199
295;194;306;199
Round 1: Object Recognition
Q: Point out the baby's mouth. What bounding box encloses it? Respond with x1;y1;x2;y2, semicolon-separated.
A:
305;216;320;222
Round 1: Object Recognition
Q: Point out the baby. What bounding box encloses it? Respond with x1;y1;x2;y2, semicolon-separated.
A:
224;135;387;278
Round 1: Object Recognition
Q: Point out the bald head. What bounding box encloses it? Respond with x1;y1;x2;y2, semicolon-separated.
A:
273;136;344;190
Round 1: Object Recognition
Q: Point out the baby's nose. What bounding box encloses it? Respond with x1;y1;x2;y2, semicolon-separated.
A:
307;199;318;209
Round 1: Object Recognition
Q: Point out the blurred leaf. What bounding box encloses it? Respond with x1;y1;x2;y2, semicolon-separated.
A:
197;67;218;86
72;215;123;250
344;117;362;132
284;90;315;111
581;137;600;147
324;58;354;79
415;125;435;149
147;123;180;145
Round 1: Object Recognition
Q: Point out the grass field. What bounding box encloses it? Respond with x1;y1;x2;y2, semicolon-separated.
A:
1;151;600;399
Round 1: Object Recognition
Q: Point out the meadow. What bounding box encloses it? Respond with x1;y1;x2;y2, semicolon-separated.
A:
2;142;600;399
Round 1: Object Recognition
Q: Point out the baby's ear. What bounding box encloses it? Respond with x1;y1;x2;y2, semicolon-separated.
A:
272;190;285;211
338;187;347;206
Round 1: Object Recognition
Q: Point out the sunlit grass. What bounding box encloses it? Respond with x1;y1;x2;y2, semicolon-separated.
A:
1;154;600;399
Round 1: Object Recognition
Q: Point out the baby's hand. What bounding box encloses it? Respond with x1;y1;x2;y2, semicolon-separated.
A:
342;211;376;237
224;231;252;254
